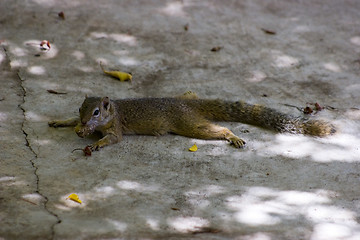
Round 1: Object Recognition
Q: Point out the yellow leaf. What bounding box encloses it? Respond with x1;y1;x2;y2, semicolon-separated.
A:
100;62;132;82
66;193;82;204
189;144;198;152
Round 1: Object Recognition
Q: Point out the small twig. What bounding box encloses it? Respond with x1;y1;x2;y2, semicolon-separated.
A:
192;227;222;234
283;103;303;112
22;198;37;205
261;28;276;35
47;89;67;95
71;148;84;153
72;146;92;156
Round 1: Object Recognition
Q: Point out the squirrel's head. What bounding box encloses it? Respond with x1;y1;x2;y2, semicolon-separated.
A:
75;96;114;137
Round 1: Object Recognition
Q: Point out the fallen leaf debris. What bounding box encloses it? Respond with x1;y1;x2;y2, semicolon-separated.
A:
189;144;198;152
211;46;222;52
66;193;82;204
40;40;51;51
100;62;132;82
261;28;276;35
58;11;65;20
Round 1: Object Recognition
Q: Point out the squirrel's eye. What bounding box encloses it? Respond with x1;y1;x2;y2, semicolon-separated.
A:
93;109;100;116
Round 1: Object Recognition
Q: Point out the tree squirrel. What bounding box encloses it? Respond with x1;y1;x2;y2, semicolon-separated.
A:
48;91;336;151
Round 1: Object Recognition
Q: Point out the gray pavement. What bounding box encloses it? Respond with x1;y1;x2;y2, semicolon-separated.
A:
1;0;360;239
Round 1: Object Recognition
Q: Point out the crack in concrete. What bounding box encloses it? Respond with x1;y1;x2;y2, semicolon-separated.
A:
3;45;62;239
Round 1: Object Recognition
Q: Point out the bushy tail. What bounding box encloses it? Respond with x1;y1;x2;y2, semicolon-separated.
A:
188;99;336;137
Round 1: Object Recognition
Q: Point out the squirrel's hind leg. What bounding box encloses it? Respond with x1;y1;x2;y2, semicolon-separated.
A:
173;121;246;148
48;117;79;128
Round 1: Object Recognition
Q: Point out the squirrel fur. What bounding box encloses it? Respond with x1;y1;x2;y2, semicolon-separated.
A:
48;92;336;151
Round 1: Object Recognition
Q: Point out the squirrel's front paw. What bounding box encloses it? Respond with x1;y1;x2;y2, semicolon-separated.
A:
88;143;101;152
230;136;246;148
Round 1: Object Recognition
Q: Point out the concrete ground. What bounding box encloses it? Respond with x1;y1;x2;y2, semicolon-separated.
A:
1;0;360;239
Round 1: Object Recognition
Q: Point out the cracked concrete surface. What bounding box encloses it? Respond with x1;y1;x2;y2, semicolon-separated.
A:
1;0;360;239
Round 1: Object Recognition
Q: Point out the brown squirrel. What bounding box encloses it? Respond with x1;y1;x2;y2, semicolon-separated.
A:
48;91;336;151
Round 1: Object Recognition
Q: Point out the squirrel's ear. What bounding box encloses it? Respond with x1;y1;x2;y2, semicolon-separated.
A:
85;94;88;99
101;97;110;111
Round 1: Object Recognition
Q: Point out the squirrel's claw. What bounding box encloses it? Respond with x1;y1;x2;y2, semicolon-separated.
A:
88;144;100;152
230;137;246;148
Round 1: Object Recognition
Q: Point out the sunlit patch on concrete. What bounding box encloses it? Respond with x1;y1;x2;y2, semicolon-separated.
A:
345;84;360;100
247;70;267;83
256;133;360;162
311;223;360;240
0;112;8;121
323;62;341;72
160;2;187;17
94;186;115;198
113;50;130;56
70;185;117;205
188;198;211;209
307;205;356;224
77;66;94;72
146;218;160;231
72;50;85;60
60;193;86;208
271;50;299;68
109;33;137;46
350;36;360;46
42;44;58;59
293;25;311;33
10;59;27;68
117;180;141;190
242;232;272;240
30;0;56;6
189;139;227;153
226;194;283;226
225;187;347;226
106;219;127;232
26;111;47;122
33;139;51;146
90;32;108;39
277;191;330;205
11;47;27;57
89;32;137;46
0;51;4;64
22;193;43;205
224;186;360;235
28;65;46;75
116;180;160;193
0;176;26;186
0;176;16;182
185;185;225;197
345;108;360;120
96;58;108;66
168;216;209;233
118;57;139;66
54;204;72;211
255;134;312;159
274;54;299;68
